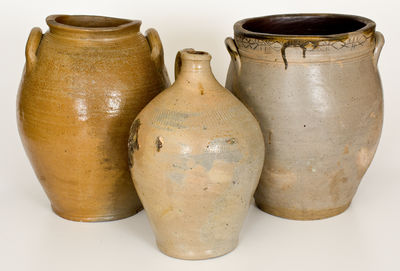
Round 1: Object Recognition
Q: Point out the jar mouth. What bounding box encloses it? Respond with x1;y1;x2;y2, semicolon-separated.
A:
235;14;375;39
46;15;141;36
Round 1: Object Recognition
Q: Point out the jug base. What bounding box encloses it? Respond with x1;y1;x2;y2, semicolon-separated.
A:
156;239;238;260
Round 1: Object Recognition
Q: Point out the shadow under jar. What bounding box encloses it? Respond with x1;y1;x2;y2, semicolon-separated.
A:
225;14;384;220
17;15;170;222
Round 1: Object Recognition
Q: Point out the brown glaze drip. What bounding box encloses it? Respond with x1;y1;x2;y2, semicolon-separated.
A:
280;40;318;69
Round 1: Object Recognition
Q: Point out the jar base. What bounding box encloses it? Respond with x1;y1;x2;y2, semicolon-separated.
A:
51;205;143;222
156;239;238;260
256;202;351;220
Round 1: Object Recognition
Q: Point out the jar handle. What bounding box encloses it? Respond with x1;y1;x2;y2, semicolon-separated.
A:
145;28;170;85
373;31;385;67
25;27;43;74
225;37;241;75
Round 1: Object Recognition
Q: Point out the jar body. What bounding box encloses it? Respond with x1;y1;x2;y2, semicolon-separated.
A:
129;50;265;259
17;15;170;221
225;14;384;219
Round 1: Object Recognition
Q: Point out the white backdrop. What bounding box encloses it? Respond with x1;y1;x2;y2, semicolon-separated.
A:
1;0;399;270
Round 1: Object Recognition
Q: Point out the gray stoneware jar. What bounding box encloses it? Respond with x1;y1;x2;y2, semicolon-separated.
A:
225;14;384;220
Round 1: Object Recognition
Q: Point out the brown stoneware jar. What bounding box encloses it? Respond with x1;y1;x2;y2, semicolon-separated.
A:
128;49;265;259
225;14;384;220
17;15;170;222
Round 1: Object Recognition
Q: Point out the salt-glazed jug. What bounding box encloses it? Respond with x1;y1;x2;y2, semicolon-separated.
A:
128;49;265;259
225;14;384;220
17;15;170;222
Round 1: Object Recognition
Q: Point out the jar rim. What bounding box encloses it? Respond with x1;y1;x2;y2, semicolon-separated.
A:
234;13;376;40
46;15;141;36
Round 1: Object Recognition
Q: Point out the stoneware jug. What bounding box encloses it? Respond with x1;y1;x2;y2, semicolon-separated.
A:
128;49;265;259
225;14;384;220
17;15;170;222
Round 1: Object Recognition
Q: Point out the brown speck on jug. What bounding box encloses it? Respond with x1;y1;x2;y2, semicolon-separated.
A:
128;118;141;167
156;136;164;152
199;83;205;95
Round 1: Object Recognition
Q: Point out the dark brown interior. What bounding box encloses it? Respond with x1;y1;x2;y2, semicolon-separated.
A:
55;15;131;28
188;51;207;55
242;15;366;35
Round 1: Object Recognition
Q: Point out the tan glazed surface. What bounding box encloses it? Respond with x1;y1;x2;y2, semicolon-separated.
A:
129;49;265;259
225;14;384;220
17;15;170;221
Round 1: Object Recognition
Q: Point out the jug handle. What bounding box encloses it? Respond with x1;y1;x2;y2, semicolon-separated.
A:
373;31;385;67
25;27;43;74
225;37;241;75
174;50;182;80
145;28;170;85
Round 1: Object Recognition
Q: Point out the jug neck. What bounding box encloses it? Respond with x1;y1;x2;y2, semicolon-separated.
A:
174;49;218;87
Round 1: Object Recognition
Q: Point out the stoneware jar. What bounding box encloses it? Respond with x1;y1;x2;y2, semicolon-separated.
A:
128;49;265;259
225;14;384;220
17;15;170;222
